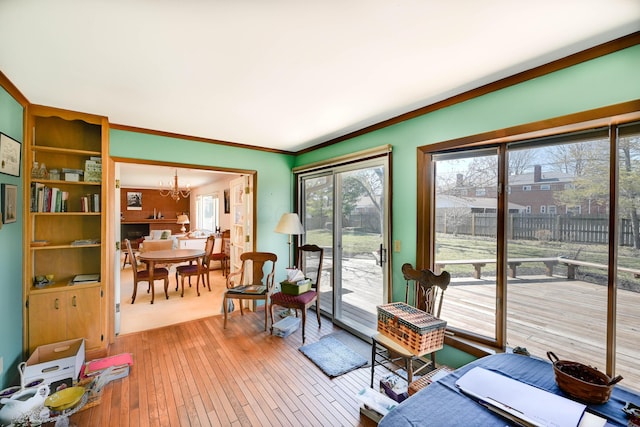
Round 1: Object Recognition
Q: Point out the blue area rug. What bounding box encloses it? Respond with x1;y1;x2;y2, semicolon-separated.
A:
299;335;368;377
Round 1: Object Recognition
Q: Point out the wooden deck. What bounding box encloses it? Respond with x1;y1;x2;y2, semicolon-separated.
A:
324;273;640;392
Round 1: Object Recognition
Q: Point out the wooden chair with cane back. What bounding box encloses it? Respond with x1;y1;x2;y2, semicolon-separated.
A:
125;238;170;304
370;263;450;387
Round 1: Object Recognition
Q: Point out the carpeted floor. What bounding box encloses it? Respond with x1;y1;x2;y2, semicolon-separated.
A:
321;330;373;367
118;258;228;334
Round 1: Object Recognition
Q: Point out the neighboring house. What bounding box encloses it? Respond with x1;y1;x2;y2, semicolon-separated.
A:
452;165;579;215
436;194;525;214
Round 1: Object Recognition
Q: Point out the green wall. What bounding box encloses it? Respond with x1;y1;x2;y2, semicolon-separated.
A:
1;42;639;385
0;86;24;388
295;44;640;301
110;129;297;277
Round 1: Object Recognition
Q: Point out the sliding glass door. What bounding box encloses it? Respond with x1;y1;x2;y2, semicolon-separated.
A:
299;157;389;336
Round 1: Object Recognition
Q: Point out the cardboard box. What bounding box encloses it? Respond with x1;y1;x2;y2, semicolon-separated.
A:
272;316;301;337
24;338;85;389
280;279;312;295
64;172;80;182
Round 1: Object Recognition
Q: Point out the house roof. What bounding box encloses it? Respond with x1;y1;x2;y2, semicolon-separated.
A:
437;194;526;211
1;1;638;152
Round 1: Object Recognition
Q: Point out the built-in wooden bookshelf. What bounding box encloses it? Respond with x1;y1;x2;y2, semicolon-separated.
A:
23;105;109;353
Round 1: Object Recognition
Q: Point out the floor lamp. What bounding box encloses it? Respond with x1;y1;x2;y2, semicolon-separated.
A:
274;213;305;268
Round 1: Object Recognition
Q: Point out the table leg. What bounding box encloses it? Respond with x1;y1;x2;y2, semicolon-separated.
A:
148;260;155;304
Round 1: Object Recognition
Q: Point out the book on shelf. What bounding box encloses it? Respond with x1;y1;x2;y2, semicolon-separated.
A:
71;274;100;284
30;184;67;212
80;193;100;212
71;239;100;246
226;284;266;294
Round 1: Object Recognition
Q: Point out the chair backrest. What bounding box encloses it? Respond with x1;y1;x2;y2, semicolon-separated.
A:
140;239;173;252
233;252;277;290
125;239;140;282
401;263;450;317
202;235;216;265
296;244;324;292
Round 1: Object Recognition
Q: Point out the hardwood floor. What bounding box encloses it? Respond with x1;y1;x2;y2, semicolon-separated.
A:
70;311;380;426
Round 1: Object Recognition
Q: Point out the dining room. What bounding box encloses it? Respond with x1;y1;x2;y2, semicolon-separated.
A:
117;162;241;335
118;249;229;334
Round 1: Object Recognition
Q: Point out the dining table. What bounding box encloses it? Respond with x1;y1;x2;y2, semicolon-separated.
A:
137;248;205;304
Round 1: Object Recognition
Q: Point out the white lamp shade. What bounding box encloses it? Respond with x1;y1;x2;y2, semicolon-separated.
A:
274;213;304;235
176;214;190;224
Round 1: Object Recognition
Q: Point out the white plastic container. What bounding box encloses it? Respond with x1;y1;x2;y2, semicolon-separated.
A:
272;316;301;338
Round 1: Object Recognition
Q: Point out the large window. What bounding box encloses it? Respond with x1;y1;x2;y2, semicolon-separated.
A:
418;116;640;391
196;194;219;231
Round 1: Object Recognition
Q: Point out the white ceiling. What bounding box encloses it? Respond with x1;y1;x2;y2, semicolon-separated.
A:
1;1;639;154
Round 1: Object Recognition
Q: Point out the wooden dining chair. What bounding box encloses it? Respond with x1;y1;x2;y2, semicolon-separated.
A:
208;237;230;277
269;244;324;343
175;235;215;297
125;238;170;304
223;252;277;331
370;263;450;387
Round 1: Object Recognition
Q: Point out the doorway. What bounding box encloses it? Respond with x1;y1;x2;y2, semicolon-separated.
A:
299;156;390;337
114;160;247;334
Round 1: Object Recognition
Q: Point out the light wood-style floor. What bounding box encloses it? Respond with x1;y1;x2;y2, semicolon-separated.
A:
70;311;379;426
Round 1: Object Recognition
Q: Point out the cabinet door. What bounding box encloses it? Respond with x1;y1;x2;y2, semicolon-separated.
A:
28;292;69;352
67;286;102;350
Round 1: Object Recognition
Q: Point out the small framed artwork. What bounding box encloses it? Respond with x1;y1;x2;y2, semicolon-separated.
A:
2;184;17;224
0;133;21;177
127;191;142;210
224;189;230;214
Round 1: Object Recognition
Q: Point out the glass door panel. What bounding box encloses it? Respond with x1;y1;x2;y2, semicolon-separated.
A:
334;164;386;335
433;149;498;340
300;157;389;337
301;174;334;317
506;135;609;368
616;124;640;390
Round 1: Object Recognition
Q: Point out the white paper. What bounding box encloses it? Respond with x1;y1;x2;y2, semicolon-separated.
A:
455;367;587;427
286;268;305;282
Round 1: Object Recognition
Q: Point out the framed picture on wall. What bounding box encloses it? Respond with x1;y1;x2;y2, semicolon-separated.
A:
127;191;142;210
0;133;21;177
2;184;17;224
224;189;230;214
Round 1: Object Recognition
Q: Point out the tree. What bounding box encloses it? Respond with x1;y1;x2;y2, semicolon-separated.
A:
555;136;640;249
303;176;333;230
341;167;384;232
618;135;640;249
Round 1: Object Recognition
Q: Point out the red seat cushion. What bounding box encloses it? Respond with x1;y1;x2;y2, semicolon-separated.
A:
271;290;317;305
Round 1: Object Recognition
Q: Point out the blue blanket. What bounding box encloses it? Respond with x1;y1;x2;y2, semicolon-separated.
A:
379;353;637;426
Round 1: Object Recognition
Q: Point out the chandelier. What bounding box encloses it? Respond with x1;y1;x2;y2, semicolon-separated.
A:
159;170;191;201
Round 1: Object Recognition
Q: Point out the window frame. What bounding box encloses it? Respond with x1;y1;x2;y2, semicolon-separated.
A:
195;193;220;231
416;101;640;365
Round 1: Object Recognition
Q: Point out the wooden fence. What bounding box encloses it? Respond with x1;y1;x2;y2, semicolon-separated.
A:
436;213;637;246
